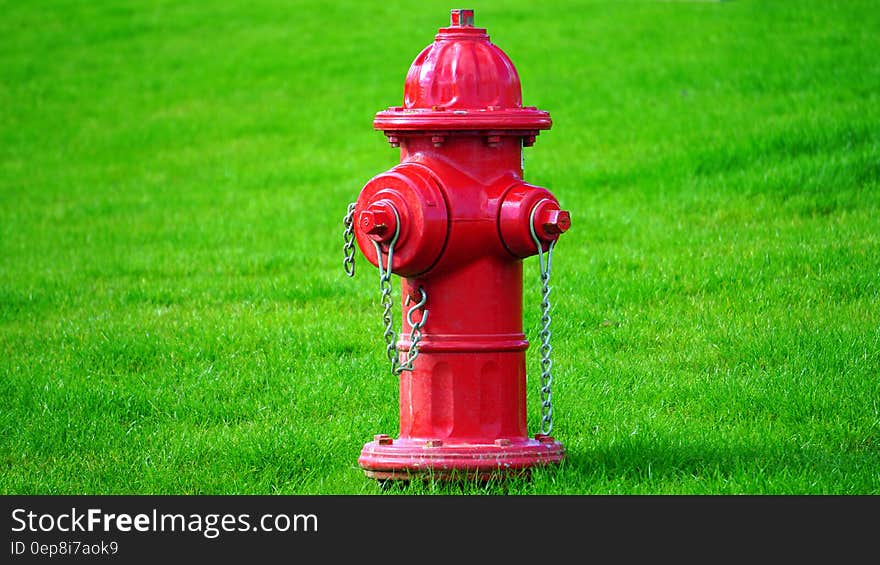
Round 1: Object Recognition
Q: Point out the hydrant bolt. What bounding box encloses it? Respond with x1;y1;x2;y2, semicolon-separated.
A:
540;209;572;236
360;211;386;232
374;434;393;446
358;201;398;243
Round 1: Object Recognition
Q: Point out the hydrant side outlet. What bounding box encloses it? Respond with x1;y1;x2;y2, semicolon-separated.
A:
353;9;568;481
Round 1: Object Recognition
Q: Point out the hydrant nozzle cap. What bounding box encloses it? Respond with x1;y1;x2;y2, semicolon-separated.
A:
450;9;475;27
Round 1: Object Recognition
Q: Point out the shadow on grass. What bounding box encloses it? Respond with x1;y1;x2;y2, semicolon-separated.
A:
551;435;878;493
558;441;748;487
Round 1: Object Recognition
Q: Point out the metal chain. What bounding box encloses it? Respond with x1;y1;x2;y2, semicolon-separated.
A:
400;287;428;372
371;206;428;375
530;202;557;435
342;202;357;277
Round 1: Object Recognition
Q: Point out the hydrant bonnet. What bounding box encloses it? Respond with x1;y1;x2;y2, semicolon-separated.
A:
374;9;552;135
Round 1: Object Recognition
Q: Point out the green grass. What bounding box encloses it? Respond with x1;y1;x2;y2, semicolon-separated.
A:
1;0;878;494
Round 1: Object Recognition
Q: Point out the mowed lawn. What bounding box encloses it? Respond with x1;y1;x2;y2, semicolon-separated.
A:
1;0;878;494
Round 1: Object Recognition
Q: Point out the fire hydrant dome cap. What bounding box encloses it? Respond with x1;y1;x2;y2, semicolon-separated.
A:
373;9;551;132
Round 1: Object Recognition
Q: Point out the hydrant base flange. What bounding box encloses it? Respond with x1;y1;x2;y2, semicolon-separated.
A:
358;436;564;481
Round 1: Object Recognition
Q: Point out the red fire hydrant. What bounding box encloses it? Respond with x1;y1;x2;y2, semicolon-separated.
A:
343;9;570;480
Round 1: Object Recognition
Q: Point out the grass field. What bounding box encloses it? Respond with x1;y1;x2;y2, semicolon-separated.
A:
1;0;878;495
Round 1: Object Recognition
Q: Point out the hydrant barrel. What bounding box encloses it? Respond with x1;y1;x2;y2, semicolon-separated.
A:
354;9;568;481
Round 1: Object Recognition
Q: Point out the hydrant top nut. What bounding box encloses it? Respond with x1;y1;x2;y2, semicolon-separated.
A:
449;8;475;27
